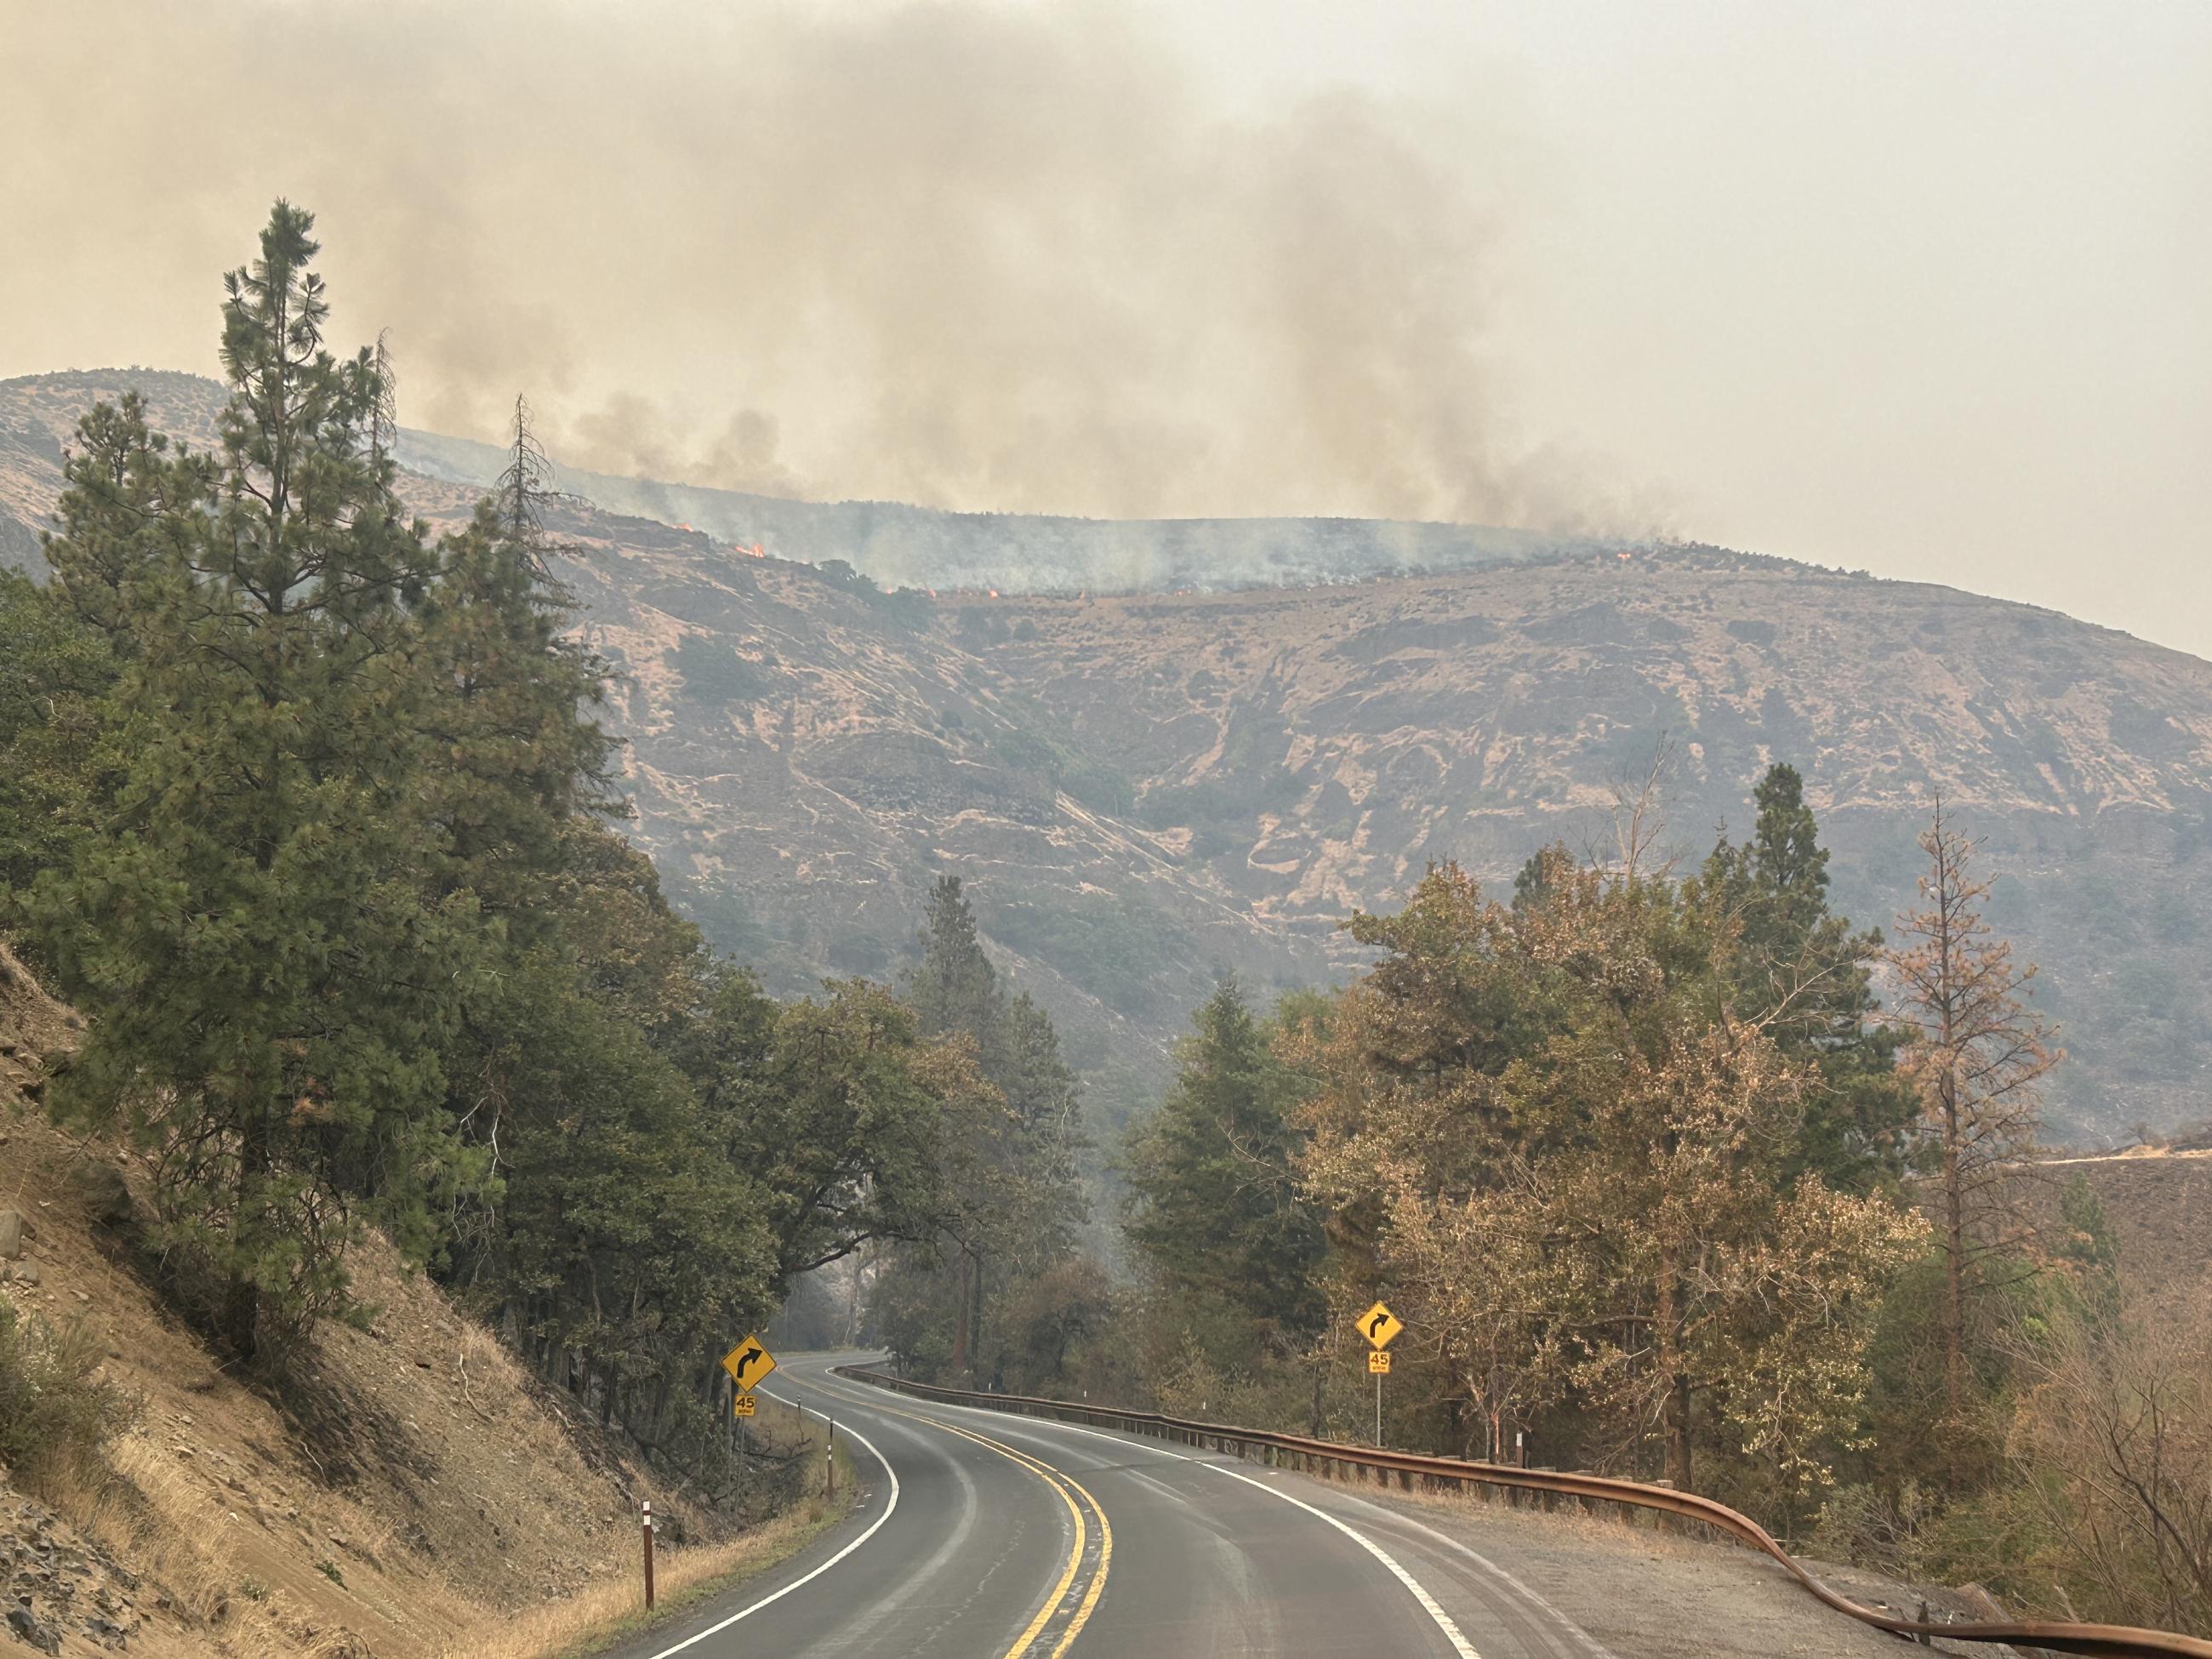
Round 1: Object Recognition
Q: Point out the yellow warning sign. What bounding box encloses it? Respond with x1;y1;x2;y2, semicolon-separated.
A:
733;1394;758;1418
1355;1301;1403;1350
721;1336;777;1391
1368;1349;1392;1375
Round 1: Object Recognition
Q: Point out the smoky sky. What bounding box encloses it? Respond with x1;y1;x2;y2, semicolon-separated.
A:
0;0;1630;532
3;1;2206;654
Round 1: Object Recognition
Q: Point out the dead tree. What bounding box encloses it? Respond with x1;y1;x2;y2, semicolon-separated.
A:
1888;798;2060;1431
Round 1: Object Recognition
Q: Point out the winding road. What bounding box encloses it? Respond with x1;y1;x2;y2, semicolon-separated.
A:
616;1350;1621;1659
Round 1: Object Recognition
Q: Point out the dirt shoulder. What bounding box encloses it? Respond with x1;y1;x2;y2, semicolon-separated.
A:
1314;1476;2016;1659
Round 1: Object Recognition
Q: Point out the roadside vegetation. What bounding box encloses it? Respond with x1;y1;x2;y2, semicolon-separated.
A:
898;757;2202;1634
450;1396;850;1659
1086;767;2203;1633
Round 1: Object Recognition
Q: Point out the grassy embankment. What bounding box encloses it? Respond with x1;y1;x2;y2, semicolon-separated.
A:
464;1400;860;1659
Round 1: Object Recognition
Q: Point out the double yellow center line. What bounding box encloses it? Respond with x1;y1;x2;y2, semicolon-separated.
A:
930;1415;1111;1658
821;1383;1112;1656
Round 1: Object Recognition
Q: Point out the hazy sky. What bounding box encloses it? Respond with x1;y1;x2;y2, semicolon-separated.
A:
3;1;2206;653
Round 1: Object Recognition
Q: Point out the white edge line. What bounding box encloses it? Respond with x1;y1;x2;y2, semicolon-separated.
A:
641;1389;898;1659
1199;1457;1483;1659
1313;1486;1623;1659
853;1383;1480;1659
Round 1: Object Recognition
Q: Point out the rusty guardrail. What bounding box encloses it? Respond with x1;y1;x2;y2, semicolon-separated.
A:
832;1364;2212;1659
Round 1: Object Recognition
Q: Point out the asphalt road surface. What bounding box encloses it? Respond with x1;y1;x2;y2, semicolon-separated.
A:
614;1350;1629;1659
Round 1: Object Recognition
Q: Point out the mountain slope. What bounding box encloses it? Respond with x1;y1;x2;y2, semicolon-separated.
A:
576;535;2212;1141
5;370;2206;1141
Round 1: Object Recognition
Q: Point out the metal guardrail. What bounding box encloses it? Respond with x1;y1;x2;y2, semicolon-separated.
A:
833;1365;2212;1659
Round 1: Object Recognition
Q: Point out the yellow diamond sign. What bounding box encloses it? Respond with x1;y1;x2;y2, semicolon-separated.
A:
1355;1301;1403;1350
721;1335;777;1391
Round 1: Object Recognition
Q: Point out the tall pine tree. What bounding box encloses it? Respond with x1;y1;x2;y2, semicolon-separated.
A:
1702;763;1917;1190
1123;976;1325;1344
880;875;1086;1378
1888;799;2060;1428
31;203;476;1357
413;398;615;936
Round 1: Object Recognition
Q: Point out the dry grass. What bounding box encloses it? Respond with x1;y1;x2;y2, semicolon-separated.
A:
444;1492;840;1659
1283;1453;1717;1556
34;1431;444;1659
32;1406;854;1659
442;1417;859;1659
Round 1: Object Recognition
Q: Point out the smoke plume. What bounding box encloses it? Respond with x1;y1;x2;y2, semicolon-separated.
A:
0;0;1629;530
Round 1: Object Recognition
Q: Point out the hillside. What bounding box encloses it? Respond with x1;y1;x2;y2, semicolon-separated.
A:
585;541;2212;1144
7;370;2210;1142
2036;1146;2212;1294
1;936;839;1658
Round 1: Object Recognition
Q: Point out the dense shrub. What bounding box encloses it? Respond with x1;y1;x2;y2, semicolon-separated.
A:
0;1299;135;1489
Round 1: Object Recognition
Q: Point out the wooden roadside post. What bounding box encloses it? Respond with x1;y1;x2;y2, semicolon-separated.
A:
641;1499;655;1611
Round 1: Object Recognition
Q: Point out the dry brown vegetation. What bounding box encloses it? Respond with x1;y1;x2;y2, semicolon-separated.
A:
446;1485;839;1659
2002;1294;2212;1633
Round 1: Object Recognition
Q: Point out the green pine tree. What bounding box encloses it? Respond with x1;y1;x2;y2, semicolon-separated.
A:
906;875;1003;1045
413;503;615;930
30;203;479;1358
1702;763;1917;1190
1123;976;1325;1345
995;989;1087;1244
0;573;113;908
879;874;1086;1379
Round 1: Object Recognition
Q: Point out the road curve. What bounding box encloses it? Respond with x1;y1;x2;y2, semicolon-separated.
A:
613;1350;1611;1659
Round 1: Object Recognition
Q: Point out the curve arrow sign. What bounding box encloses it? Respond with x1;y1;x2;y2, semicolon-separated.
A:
1354;1301;1403;1351
722;1335;778;1389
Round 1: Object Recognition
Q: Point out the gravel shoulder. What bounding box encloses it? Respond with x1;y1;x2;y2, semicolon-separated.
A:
1295;1473;2016;1658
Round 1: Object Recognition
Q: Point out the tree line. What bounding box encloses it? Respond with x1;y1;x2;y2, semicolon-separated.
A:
0;202;1081;1487
1106;769;2209;1633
